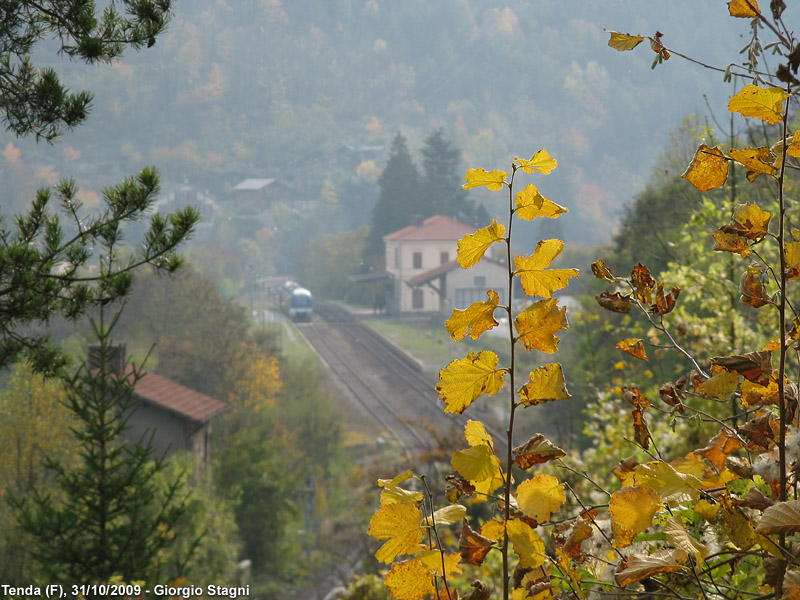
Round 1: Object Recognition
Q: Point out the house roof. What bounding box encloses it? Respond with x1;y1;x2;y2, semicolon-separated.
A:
134;371;230;423
232;178;277;191
406;257;505;287
383;214;475;241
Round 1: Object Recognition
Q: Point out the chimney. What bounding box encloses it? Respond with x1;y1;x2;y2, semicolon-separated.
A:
410;214;424;227
88;342;126;376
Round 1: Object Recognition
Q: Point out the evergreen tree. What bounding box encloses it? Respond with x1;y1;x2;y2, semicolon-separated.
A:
366;132;423;259
13;308;187;585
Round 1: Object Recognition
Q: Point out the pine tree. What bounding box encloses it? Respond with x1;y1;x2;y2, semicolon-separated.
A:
366;132;424;259
13;308;187;585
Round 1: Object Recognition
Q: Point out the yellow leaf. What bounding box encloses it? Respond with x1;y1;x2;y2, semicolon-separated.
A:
615;549;687;588
465;419;494;449
694;499;719;522
514;239;579;298
733;202;772;240
615;338;648;361
378;470;424;506
457;220;506;268
507;520;546;568
417;550;463;578
518;363;571;406
514;298;568;353
590;259;615;282
728;84;789;124
786;240;800;279
609;486;661;548
696;370;740;400
436;351;505;414
514;184;568;221
515;149;558;174
516;474;566;523
681;144;728;191
384;559;435;600
720;496;757;549
426;504;467;526
624;460;702;506
606;31;645;51
452;444;504;496
663;514;708;562
368;503;424;563
712;231;750;257
728;146;778;176
446;290;500;341
463;168;508;191
481;519;505;541
728;0;760;17
787;130;800;158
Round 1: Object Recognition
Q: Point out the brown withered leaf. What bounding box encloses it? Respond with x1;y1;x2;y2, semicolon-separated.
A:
459;518;494;566
777;63;800;86
563;520;593;560
615;549;687;588
623;386;649;410
649;30;671;61
650;283;681;316
725;456;753;479
733;486;774;511
461;580;494;600
713;231;750;257
771;0;786;19
512;433;566;469
596;291;632;313
445;475;475;503
659;377;687;413
711;350;773;384
631;263;655;304
790;44;800;73
632;408;651;450
739;415;777;450
591;259;616;282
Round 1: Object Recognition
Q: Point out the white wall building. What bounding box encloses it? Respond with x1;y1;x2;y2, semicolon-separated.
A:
383;215;508;314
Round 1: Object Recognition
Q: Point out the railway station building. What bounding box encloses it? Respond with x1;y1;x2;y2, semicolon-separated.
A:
383;215;508;314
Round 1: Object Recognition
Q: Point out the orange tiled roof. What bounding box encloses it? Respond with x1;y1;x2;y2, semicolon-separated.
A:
383;215;475;241
134;371;229;423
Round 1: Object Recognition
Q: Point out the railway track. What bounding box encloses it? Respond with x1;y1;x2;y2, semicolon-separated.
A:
304;302;507;457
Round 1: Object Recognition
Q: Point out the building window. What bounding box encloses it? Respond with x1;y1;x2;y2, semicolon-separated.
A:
413;252;423;269
474;276;486;287
412;288;424;309
440;251;449;264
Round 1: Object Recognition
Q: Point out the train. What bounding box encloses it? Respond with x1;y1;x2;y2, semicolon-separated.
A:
278;280;313;321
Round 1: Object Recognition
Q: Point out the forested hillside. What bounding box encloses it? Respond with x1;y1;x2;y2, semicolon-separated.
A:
0;0;754;243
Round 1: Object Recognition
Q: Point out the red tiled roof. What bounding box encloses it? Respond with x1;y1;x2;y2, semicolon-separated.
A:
383;215;475;241
134;371;230;423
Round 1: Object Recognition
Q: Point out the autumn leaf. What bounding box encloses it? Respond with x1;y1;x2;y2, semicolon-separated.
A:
457;220;506;268
514;298;568;353
786;240;800;279
623;460;703;506
615;549;687;588
481;519;505;542
631;263;655;304
728;0;761;17
512;433;566;469
650;283;681;316
518;363;571;406
368;502;424;563
378;470;424;506
425;505;468;527
590;259;615;282
728;84;789;124
631;408;650;450
755;500;800;535
459;518;495;565
465;419;494;449
436;351;505;414
515;149;558;175
713;231;750;257
663;514;708;562
696;369;740;400
417;550;463;578
606;30;645;51
507;520;546;568
682;144;728;191
728;146;778;179
514;239;579;298
514;184;568;220
445;475;475;503
384;559;435;600
446;290;500;341
739;261;771;308
463;168;508;191
711;350;772;384
787;130;800;158
696;428;742;471
452;444;504;496
720;496;758;550
727;203;772;240
595;291;632;313
615;338;648;361
609;485;661;548
516;474;566;523
563;520;593;560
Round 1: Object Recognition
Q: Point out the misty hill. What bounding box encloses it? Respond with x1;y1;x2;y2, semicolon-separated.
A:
0;0;768;244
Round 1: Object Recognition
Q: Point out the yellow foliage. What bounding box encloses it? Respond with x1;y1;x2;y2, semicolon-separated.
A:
462;168;508;191
728;146;778;177
696;370;739;400
230;352;282;411
457;220;506;268
516;474;565;523
367;503;424;563
606;31;645;51
728;0;761;17
514;239;578;298
514;298;568;354
681;144;728;191
615;338;648;361
514;149;557;174
451;444;504;496
436;351;505;414
733;202;772;240
728;84;789;124
609;486;660;548
518;363;571;406
446;290;500;341
507;520;546;568
622;461;702;506
514;184;568;221
383;559;434;600
464;419;495;449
